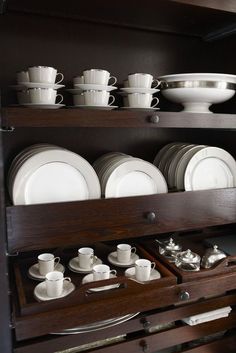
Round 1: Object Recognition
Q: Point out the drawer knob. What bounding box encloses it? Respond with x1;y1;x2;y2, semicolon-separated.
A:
145;211;156;223
179;290;190;301
140;317;151;329
149;114;159;124
140;340;149;352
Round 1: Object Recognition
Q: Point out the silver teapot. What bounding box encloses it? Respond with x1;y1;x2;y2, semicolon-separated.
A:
201;245;226;269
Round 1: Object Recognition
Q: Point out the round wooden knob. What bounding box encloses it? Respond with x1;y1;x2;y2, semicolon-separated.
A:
145;211;156;223
179;290;190;301
149;114;159;124
140;317;151;329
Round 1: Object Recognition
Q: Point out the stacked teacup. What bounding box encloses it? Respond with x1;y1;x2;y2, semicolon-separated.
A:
67;68;118;110
12;66;65;109
120;73;160;111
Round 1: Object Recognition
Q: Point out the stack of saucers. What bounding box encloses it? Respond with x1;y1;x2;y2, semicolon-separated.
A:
153;142;236;191
67;68;118;110
8;144;101;205
10;66;65;109
119;72;160;111
93;152;167;198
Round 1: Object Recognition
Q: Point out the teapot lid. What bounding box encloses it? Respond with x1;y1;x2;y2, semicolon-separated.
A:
165;238;182;251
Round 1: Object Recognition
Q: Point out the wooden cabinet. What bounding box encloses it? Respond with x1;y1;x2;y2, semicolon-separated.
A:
1;1;236;352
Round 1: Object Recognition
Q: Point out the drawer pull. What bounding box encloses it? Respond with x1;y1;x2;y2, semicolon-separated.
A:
140;340;149;352
140;317;151;329
145;211;156;223
149;114;159;124
179;290;190;301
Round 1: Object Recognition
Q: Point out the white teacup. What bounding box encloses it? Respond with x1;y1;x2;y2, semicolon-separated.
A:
17;70;29;84
73;75;84;86
135;259;156;282
73;93;85;106
17;90;30;104
83;69;117;86
78;247;96;269
128;93;159;108
29;88;63;104
38;253;60;276
28;66;64;84
128;73;160;89
84;90;115;106
123;80;129;88
45;271;71;298
93;264;117;281
117;244;136;264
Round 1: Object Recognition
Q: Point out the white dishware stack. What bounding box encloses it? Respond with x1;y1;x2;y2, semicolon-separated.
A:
153;142;236;191
8;143;101;205
93;152;167;198
11;66;65;109
119;73;161;111
67;69;118;110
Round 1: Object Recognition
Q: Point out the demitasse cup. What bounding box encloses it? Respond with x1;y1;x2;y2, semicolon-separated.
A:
135;259;156;282
83;69;117;86
128;93;159;108
93;264;117;281
29;88;63;104
73;75;84;86
84;90;115;106
28;66;64;84
78;247;96;269
123;80;129;88
73;93;85;105
17;70;29;84
38;253;60;276
45;271;71;298
17;90;30;104
128;73;160;89
117;244;136;263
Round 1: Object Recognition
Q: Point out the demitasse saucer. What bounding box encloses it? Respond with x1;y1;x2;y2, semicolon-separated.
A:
22;103;65;109
68;105;118;110
73;84;117;91
18;82;65;89
108;251;139;267
82;273;119;292
28;263;65;281
34;280;75;302
120;87;160;94
68;257;102;274
125;267;161;283
122;107;160;111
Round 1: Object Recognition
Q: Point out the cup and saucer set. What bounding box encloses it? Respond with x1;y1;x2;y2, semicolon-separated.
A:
119;73;161;111
10;66;65;109
30;253;75;302
67;69;118;110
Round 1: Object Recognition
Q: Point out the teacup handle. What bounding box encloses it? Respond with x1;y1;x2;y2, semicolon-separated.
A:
151;97;159;108
56;72;64;84
108;76;117;86
110;269;117;276
152;79;161;89
131;247;136;254
91;255;98;263
54;256;60;269
151;262;156;271
108;95;115;106
63;277;71;283
56;94;63;104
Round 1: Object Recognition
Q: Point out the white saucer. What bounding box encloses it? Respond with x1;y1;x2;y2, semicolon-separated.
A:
22;103;65;109
121;107;160;111
28;263;65;281
108;251;139;267
68;257;102;273
120;87;160;94
18;82;65;89
82;273;119;292
73;84;117;91
34;280;75;301
68;105;118;110
125;267;161;283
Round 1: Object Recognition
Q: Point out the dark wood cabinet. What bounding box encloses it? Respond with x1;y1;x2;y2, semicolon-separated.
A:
1;1;236;352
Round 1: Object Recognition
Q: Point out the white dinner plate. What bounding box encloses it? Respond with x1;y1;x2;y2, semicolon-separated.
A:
18;82;65;89
162;143;189;180
184;147;236;191
153;142;179;168
107;251;139;267
34;280;75;301
158;142;186;174
82;273;119;292
73;84;117;91
125;267;161;283
22;103;65;109
120;88;160;94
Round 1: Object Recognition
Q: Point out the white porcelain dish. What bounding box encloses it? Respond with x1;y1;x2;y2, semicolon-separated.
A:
158;73;236;83
68;257;102;274
125;267;161;283
34;280;75;301
18;82;65;89
108;251;139;267
28;263;65;281
120;88;160;94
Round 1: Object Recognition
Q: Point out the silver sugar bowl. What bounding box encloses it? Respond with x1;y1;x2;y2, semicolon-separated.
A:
201;245;226;269
156;237;182;262
175;249;201;271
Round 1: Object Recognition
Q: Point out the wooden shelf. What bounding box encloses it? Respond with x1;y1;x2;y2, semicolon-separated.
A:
2;107;236;129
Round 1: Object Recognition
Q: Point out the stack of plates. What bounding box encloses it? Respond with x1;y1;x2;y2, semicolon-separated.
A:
153;143;236;191
93;152;167;198
8;144;101;205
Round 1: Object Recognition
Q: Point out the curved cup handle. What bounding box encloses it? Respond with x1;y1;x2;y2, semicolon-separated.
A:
108;95;115;106
108;76;117;86
63;277;71;283
110;269;117;276
131;247;136;254
54;256;60;269
152;79;161;89
151;262;156;271
151;97;159;108
56;72;64;84
56;94;63;104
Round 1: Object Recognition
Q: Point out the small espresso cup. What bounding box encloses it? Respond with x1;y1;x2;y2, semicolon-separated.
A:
29;88;63;104
78;247;96;269
93;264;117;281
84;90;115;106
28;66;64;84
73;75;84;86
128;73;160;89
117;243;136;264
83;69;117;86
135;259;155;282
128;93;159;108
17;70;29;84
123;79;129;88
73;93;85;106
17;90;30;104
45;271;71;298
38;253;60;276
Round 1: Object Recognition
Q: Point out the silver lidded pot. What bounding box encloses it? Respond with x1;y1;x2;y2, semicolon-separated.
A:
201;245;227;269
156;237;182;262
175;249;201;271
